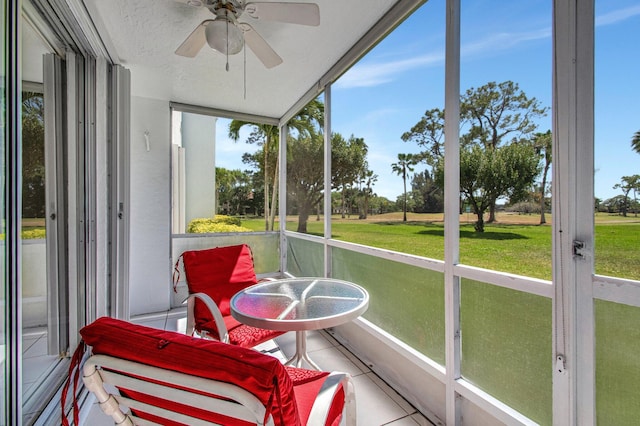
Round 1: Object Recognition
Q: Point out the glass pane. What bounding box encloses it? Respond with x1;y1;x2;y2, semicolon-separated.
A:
21;89;46;326
594;1;640;281
595;300;640;424
331;0;445;259
21;89;61;412
459;1;553;280
285;95;325;236
22;18;64;419
171;112;268;234
286;237;324;277
215;117;261;222
332;247;445;364
460;278;552;424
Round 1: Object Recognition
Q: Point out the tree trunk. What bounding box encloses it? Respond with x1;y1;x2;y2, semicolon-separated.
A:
297;205;311;233
539;185;547;224
362;194;369;219
402;171;407;222
540;162;550;224
487;202;496;223
475;212;485;232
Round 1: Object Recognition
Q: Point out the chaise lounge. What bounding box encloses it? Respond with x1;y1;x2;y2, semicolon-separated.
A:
66;317;355;425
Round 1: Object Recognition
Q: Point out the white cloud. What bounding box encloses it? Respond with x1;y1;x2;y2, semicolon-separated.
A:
461;28;551;58
335;53;443;89
596;5;640;26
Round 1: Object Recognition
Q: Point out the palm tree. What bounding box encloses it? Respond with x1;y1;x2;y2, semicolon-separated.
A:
228;99;324;230
360;169;377;219
632;130;640;155
228;122;277;230
391;153;416;222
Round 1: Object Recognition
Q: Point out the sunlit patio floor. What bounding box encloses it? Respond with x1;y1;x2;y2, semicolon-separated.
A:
24;314;436;425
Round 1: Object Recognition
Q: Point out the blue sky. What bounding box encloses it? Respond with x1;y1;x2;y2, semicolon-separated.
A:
217;0;640;202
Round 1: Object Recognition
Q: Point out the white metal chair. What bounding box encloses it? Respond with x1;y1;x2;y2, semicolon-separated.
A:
83;354;355;426
73;317;356;426
175;244;284;347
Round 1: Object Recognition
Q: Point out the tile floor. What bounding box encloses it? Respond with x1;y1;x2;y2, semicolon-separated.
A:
271;329;435;426
28;315;435;425
22;327;64;424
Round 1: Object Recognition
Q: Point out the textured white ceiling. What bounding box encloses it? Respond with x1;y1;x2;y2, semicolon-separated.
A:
84;0;396;119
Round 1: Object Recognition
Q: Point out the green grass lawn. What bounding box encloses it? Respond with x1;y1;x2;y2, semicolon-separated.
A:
17;212;638;280
241;213;640;281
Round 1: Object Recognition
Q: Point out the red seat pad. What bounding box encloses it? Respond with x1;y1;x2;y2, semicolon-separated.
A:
199;315;282;348
291;372;346;426
80;317;300;426
182;244;257;321
286;367;345;425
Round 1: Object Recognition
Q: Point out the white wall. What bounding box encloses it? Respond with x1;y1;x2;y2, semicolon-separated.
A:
182;113;216;226
129;96;171;315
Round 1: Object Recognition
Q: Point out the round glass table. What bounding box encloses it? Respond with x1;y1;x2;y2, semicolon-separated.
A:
230;277;369;370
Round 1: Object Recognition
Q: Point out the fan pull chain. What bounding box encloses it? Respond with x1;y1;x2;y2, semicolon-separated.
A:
243;44;247;99
225;17;230;72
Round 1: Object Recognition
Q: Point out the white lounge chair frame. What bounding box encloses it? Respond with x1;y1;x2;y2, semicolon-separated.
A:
184;292;230;342
83;354;356;426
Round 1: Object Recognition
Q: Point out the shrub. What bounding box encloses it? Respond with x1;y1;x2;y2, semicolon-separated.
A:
505;202;541;214
0;228;47;240
210;215;242;226
187;216;251;234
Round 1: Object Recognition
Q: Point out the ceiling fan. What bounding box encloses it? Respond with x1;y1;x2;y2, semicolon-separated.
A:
174;0;320;69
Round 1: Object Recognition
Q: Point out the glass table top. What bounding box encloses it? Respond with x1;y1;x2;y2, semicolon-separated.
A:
230;277;369;331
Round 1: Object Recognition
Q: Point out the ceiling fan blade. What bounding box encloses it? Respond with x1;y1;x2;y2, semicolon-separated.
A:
175;20;213;57
242;24;283;68
244;2;320;26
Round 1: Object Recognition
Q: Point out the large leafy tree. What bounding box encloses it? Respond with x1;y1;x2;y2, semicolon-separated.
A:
401;108;445;167
287;133;324;233
411;170;443;213
287;132;369;233
440;142;540;232
403;81;547;231
332;134;368;218
215;167;253;215
460;81;548;222
613;174;640;217
391;153;417;222
228;98;324;230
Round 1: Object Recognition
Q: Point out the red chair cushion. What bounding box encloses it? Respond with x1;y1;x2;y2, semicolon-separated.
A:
80;317;300;426
293;375;346;426
199;314;282;348
182;244;258;318
182;244;264;340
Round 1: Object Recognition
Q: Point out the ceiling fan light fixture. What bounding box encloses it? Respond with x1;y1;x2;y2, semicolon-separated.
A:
205;19;244;55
